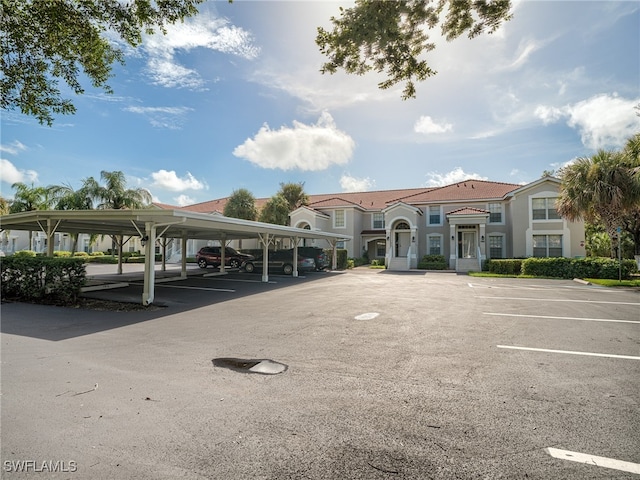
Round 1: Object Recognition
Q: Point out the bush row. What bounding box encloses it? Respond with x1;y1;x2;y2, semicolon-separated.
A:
417;254;448;270
485;259;524;275
487;257;637;279
1;257;86;305
521;257;637;279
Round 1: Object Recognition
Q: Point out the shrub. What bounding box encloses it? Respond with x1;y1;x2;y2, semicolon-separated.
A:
1;256;86;304
90;251;105;256
335;249;348;269
521;257;638;280
53;251;72;257
485;259;523;275
87;255;118;264
418;254;447;270
73;251;89;258
14;250;37;258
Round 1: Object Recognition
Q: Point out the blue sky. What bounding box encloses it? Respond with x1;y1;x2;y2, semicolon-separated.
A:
1;1;639;206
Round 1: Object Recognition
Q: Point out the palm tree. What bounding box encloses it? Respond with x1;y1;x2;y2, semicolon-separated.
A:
557;147;640;257
9;182;54;250
279;182;309;211
48;181;96;252
88;171;152;272
620;133;640;256
91;171;152;209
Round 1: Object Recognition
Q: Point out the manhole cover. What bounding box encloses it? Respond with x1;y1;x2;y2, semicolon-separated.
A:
212;358;288;375
355;312;380;321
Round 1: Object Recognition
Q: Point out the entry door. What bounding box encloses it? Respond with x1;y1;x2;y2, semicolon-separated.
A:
395;232;410;257
458;231;477;258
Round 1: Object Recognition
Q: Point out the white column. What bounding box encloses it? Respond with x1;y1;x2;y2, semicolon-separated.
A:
142;222;156;305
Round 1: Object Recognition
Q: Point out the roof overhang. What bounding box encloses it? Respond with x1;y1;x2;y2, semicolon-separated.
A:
0;209;353;243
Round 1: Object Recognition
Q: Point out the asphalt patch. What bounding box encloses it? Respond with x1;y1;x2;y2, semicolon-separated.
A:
212;357;288;375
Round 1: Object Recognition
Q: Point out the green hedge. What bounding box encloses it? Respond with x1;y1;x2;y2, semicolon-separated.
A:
485;259;524;275
521;257;638;279
417;254;448;270
1;257;86;304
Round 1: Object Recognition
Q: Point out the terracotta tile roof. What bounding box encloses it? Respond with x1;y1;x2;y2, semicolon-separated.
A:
168;180;521;215
446;207;490;216
395;180;520;203
307;187;429;210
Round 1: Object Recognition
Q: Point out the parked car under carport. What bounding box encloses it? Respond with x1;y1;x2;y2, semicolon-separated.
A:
241;249;315;275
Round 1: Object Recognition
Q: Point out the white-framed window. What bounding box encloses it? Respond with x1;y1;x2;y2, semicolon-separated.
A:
426;234;442;255
428;205;442;226
488;235;504;258
533;234;562;257
372;212;385;229
376;241;386;257
333;209;346;228
488;203;503;223
532;198;560;220
336;241;345;249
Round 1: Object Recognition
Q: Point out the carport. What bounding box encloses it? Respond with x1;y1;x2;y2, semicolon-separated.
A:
0;209;351;305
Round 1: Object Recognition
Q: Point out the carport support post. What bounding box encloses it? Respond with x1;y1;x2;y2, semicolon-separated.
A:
180;235;188;278
259;232;270;283
292;236;299;277
220;234;226;274
142;222;157;305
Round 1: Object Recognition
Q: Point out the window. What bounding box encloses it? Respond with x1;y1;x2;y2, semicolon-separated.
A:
427;235;442;255
372;212;385;229
334;209;345;228
488;203;502;223
532;198;560;220
428;206;441;225
376;241;386;257
533;234;562;257
489;235;503;258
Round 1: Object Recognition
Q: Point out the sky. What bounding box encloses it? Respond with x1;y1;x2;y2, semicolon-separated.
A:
1;1;639;207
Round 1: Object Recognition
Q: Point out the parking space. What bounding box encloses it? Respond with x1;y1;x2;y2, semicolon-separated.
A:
1;270;638;479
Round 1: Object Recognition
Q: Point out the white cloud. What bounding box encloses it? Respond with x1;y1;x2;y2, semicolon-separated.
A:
0;159;38;184
340;174;375;193
151;170;206;192
535;93;640;149
142;14;259;89
174;194;196;207
425;167;488;187
0;140;27;156
414;116;453;134
233;111;355;171
124;106;193;129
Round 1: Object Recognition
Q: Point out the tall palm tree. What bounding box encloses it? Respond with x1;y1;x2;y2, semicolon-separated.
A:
620;133;640;256
48;181;96;252
279;182;309;211
9;182;54;250
557;148;640;257
88;171;152;272
92;171;152;209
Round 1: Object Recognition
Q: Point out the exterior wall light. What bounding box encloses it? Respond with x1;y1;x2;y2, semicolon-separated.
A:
140;235;149;247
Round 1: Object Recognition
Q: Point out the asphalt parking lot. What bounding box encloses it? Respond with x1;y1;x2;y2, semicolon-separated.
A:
1;267;639;479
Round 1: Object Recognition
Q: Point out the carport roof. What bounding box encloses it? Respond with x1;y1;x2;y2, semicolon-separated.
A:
0;209;352;243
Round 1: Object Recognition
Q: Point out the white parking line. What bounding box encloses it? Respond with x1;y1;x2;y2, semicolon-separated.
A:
497;345;640;360
475;295;640;306
546;447;640;474
134;283;235;293
484;312;640;325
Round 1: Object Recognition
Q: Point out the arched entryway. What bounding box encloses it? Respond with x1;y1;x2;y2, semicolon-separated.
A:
393;221;411;257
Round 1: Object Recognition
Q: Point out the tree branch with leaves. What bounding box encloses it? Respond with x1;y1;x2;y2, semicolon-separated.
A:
316;0;512;99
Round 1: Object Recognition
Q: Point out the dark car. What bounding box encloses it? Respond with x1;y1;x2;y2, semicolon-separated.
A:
196;246;254;269
241;249;315;275
296;246;330;270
